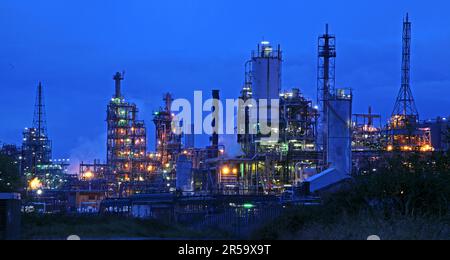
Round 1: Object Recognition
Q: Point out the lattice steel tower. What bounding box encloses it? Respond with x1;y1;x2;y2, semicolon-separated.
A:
22;82;52;180
392;13;419;122
33;82;47;137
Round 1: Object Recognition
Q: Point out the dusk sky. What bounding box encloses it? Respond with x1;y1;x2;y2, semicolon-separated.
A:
1;0;449;163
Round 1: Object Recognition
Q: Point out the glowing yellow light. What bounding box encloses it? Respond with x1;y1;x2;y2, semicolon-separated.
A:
83;171;94;180
147;165;153;172
387;145;394;152
222;166;230;175
29;177;42;191
232;168;238;174
420;145;434;152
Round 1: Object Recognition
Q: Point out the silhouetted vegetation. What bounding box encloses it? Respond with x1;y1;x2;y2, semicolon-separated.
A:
21;214;231;240
0;155;23;193
254;152;450;240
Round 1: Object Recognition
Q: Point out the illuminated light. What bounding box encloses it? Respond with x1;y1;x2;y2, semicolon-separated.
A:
29;177;43;191
165;163;171;168
261;41;270;45
83;171;94;180
420;144;434;152
147;165;153;172
243;203;254;209
387;145;394;152
36;189;43;196
183;150;188;155
222;167;230;175
232;168;238;174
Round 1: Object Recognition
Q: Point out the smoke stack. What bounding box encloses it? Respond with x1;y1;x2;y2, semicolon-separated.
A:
164;93;173;113
113;72;124;98
212;90;220;156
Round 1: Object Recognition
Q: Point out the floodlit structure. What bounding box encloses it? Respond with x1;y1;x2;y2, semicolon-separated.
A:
304;25;353;193
317;24;336;164
251;41;282;102
21;83;66;191
153;93;182;166
239;41;283;152
352;107;383;152
233;41;321;195
386;14;433;153
106;72;150;195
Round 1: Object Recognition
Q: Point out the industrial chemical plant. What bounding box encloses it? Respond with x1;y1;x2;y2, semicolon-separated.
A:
1;14;449;219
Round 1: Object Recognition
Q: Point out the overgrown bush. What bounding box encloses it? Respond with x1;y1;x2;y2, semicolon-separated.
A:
253;153;450;240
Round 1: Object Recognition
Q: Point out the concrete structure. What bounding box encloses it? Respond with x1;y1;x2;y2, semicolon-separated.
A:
305;89;352;193
327;89;353;176
176;155;194;194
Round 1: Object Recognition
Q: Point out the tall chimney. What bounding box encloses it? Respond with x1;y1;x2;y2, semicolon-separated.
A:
212;90;220;157
113;72;124;98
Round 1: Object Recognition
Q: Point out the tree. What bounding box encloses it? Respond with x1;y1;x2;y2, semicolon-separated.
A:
0;155;23;192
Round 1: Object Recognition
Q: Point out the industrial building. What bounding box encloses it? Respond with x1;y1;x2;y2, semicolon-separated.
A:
106;72;152;196
6;13;447;217
386;14;434;153
21;83;68;194
153;93;183;166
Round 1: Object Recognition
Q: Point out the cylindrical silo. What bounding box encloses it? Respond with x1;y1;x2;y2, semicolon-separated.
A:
251;41;282;102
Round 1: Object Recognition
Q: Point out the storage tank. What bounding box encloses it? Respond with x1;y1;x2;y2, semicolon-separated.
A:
251;41;282;102
176;155;194;194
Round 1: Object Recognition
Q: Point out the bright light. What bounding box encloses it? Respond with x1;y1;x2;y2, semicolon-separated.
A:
401;146;413;152
420;144;434;152
387;145;394;152
261;41;270;45
36;189;43;196
232;168;238;174
29;177;42;191
83;171;94;180
243;203;254;209
222;166;230;175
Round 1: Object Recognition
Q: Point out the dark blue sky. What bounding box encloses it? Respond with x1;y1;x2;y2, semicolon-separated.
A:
1;0;449;162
